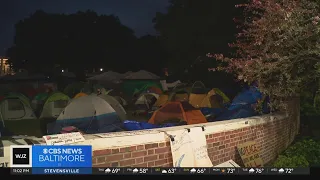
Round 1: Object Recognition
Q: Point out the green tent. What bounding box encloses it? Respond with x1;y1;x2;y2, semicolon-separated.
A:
5;92;32;107
212;88;230;103
39;92;70;119
122;80;162;96
34;92;49;101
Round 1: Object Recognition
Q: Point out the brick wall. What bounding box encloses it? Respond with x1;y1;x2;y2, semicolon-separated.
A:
92;99;299;167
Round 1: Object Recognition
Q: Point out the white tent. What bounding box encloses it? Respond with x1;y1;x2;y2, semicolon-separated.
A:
57;95;118;121
135;93;159;109
98;94;127;121
87;71;124;83
124;70;160;80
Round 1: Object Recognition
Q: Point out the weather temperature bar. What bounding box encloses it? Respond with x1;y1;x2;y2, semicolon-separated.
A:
92;167;310;175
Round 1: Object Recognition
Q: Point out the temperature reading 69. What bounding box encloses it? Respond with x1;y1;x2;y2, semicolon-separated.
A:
197;168;206;173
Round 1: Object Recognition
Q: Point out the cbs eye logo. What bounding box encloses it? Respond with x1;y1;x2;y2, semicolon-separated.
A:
10;145;32;168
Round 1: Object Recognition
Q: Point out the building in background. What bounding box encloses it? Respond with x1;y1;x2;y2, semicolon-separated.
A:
0;57;13;76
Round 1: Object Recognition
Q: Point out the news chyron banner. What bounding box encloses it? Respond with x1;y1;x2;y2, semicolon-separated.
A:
10;145;92;174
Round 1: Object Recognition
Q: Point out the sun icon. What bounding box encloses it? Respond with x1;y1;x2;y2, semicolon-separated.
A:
221;169;226;173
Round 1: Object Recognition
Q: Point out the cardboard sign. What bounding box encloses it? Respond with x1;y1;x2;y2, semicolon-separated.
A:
43;132;85;145
237;141;263;167
170;127;213;167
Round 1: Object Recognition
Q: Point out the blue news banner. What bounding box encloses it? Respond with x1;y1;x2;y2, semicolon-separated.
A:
31;145;92;174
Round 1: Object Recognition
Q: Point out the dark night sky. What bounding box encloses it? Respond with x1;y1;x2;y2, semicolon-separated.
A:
0;0;169;55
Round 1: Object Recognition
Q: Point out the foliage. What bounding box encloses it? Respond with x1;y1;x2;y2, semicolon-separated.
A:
6;10;166;74
153;0;245;82
273;139;320;167
208;0;320;110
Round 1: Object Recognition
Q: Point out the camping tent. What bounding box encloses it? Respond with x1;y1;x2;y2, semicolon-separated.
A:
74;92;88;99
39;92;70;119
148;101;207;125
153;93;170;108
87;71;124;83
0;93;38;136
188;81;209;108
124;70;160;80
135;93;159;109
63;82;92;97
113;96;128;107
47;95;123;134
189;88;230;108
168;86;191;102
98;94;127;121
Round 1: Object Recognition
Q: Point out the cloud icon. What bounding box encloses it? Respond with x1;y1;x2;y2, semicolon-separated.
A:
105;168;111;173
162;170;167;173
190;168;196;173
133;168;139;173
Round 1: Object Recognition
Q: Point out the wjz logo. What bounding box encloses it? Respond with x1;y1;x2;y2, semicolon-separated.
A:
10;145;32;167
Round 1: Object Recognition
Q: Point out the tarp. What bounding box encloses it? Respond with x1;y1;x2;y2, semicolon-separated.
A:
124;70;160;80
228;86;262;111
47;95;123;134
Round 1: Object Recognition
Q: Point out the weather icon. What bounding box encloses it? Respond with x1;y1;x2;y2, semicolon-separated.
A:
278;168;284;173
249;168;255;173
190;168;196;173
162;170;167;173
105;168;111;173
133;168;139;173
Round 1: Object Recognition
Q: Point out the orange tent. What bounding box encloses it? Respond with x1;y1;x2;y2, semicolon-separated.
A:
74;92;88;98
148;101;207;125
148;86;163;94
153;94;169;107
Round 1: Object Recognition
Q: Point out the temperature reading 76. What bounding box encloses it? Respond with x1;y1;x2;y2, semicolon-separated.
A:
227;168;235;174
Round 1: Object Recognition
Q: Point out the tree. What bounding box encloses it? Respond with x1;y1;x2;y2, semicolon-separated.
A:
6;10;137;74
153;0;245;84
134;35;168;75
208;0;320;109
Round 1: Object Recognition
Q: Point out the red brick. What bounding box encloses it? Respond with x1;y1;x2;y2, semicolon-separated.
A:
136;157;144;164
93;163;111;167
155;159;167;166
93;149;111;156
106;154;124;161
137;145;145;150
145;143;158;149
159;154;165;159
124;153;132;158
147;161;155;167
159;142;166;147
92;158;97;164
97;156;106;163
120;159;136;166
144;155;158;162
132;151;147;157
155;147;170;154
112;149;120;154
133;163;148;167
165;142;170;146
148;149;155;155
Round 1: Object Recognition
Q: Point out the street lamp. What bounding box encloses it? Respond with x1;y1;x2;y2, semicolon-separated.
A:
100;68;103;72
61;69;64;72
